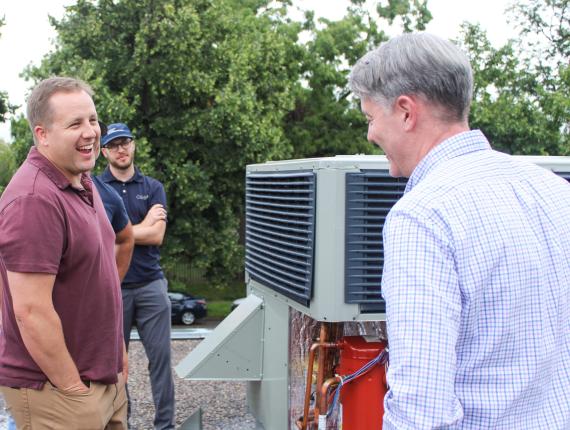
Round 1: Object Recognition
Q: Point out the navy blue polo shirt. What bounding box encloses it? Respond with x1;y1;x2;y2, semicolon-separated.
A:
92;176;130;234
98;167;166;285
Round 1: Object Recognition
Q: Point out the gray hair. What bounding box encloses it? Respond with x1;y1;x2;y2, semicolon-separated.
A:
27;77;94;144
349;33;473;122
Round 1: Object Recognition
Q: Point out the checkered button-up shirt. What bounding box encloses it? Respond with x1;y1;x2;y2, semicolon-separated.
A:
382;130;570;429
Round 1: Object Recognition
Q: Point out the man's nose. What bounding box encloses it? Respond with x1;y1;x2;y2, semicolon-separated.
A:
83;122;98;139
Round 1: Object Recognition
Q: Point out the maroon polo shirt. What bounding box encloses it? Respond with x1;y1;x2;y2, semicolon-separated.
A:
0;147;123;389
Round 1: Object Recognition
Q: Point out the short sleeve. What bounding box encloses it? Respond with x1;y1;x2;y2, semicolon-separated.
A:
0;196;65;274
111;197;130;233
150;180;167;211
0;254;8;297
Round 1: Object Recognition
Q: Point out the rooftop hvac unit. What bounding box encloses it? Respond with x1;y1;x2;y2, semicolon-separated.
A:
244;154;570;321
244;156;405;321
177;154;570;430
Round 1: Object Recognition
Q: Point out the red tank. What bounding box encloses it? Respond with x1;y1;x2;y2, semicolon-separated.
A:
337;336;388;429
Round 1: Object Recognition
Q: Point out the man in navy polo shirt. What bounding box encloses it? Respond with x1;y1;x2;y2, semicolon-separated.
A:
98;123;174;430
93;121;134;281
92;175;134;282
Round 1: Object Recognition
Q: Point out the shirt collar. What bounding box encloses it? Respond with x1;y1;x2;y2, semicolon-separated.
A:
101;165;143;183
405;129;491;193
26;146;90;191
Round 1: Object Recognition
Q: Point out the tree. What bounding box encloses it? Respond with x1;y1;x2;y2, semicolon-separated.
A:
12;0;435;285
13;0;302;284
509;0;569;142
458;0;569;155
0;17;15;123
510;0;569;65
0;138;16;195
285;0;432;158
459;23;568;155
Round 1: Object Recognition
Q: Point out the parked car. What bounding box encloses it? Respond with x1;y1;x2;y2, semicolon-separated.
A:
168;292;207;326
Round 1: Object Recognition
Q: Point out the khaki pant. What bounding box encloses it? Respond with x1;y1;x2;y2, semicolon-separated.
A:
0;373;127;430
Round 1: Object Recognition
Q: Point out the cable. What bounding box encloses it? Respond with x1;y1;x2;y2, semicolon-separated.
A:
326;347;389;417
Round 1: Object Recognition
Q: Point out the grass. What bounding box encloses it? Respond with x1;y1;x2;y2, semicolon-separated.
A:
168;278;246;302
207;301;233;319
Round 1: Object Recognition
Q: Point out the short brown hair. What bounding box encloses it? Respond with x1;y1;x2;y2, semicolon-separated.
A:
26;77;94;143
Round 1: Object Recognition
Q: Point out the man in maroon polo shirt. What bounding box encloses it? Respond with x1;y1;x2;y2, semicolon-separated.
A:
0;77;127;429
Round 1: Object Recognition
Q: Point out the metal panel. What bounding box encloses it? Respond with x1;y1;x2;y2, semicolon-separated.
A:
247;285;290;430
175;294;264;381
245;171;316;307
555;172;570;183
345;170;407;313
179;408;202;430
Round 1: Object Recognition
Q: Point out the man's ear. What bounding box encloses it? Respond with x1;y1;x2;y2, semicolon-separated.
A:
394;95;417;132
101;148;110;159
34;125;48;147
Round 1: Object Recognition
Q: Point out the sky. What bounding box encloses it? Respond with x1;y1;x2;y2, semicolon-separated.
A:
0;0;518;142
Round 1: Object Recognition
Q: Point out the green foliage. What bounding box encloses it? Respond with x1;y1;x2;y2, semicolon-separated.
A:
376;0;432;32
10;115;33;165
509;0;570;148
17;0;300;284
14;0;567;288
168;277;245;302
0;139;16;195
0;90;10;123
0;17;15;123
458;0;569;155
12;0;433;286
284;1;432;158
509;0;569;64
459;24;566;154
206;301;233;319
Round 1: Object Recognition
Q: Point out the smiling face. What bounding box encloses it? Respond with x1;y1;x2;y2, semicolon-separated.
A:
362;96;424;178
361;96;409;177
35;90;100;186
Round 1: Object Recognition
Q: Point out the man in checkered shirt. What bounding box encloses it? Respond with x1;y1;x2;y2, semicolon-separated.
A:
349;33;570;429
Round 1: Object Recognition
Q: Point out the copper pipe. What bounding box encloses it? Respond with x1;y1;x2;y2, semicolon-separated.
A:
326;322;344;374
299;323;337;430
314;323;329;419
315;323;344;423
300;343;337;429
315;376;341;421
299;343;320;430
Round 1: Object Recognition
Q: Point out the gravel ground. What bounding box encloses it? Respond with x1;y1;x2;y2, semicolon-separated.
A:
129;339;258;429
0;339;259;430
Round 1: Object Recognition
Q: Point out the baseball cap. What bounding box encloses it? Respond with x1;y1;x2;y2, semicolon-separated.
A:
101;123;133;147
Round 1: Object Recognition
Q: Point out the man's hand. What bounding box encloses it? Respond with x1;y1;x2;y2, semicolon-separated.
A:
133;204;167;246
59;381;90;394
141;204;167;227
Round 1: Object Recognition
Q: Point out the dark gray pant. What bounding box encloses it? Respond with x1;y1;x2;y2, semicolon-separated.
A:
122;278;175;430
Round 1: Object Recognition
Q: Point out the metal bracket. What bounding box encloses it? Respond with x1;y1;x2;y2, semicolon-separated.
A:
179;408;202;430
175;294;264;380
